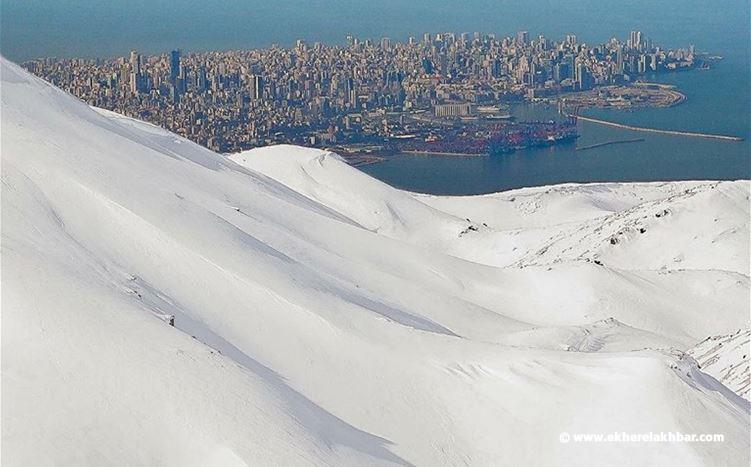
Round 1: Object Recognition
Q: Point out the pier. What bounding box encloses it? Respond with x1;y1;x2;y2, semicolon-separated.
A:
571;115;744;142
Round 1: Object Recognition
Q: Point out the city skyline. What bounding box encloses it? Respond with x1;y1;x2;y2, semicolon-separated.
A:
23;30;702;154
3;0;748;63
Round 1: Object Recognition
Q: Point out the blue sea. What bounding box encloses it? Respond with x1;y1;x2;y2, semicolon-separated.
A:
2;0;749;194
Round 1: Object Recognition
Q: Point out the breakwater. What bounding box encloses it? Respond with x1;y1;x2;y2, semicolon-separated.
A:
576;138;645;151
572;115;744;141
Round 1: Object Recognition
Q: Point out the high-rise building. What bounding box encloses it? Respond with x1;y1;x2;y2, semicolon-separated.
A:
538;35;547;50
128;50;143;94
170;49;181;83
197;66;207;92
574;59;591;90
438;53;448;77
629;31;642;50
169;83;180;104
129;50;141;74
346;78;357;108
129;71;139;94
552;62;570;82
517;30;529;46
528;62;537;86
249;75;263;100
490;59;502;78
638;54;647;73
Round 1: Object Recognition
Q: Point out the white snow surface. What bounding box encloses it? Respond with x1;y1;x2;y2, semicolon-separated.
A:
688;330;751;401
2;58;750;466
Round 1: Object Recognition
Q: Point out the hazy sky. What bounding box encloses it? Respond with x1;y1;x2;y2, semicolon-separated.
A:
1;0;748;61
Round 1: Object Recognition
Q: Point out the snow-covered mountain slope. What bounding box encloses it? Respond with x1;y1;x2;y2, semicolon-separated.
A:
233;148;749;276
2;57;750;466
688;330;751;401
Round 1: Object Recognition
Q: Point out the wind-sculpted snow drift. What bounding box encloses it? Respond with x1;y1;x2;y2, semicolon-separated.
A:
2;58;749;466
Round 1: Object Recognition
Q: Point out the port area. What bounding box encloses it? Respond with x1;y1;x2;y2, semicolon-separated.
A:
330;113;579;161
554;83;686;110
408;119;579;156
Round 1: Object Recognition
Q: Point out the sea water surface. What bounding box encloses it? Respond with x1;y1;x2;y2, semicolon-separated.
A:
2;0;749;194
362;61;751;194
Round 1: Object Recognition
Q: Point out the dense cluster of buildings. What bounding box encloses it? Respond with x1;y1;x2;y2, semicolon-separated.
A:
22;31;699;153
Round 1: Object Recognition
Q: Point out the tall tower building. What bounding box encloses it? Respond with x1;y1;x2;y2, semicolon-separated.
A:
538;35;547;50
130;71;139;95
638;54;647;73
249;75;263;100
170;49;181;83
517;30;529;46
490;59;502;78
346;77;357;108
574;58;589;90
629;31;642;50
129;50;141;74
528;62;537;86
129;50;142;94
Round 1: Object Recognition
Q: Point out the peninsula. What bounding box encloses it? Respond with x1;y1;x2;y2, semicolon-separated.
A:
24;30;707;157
